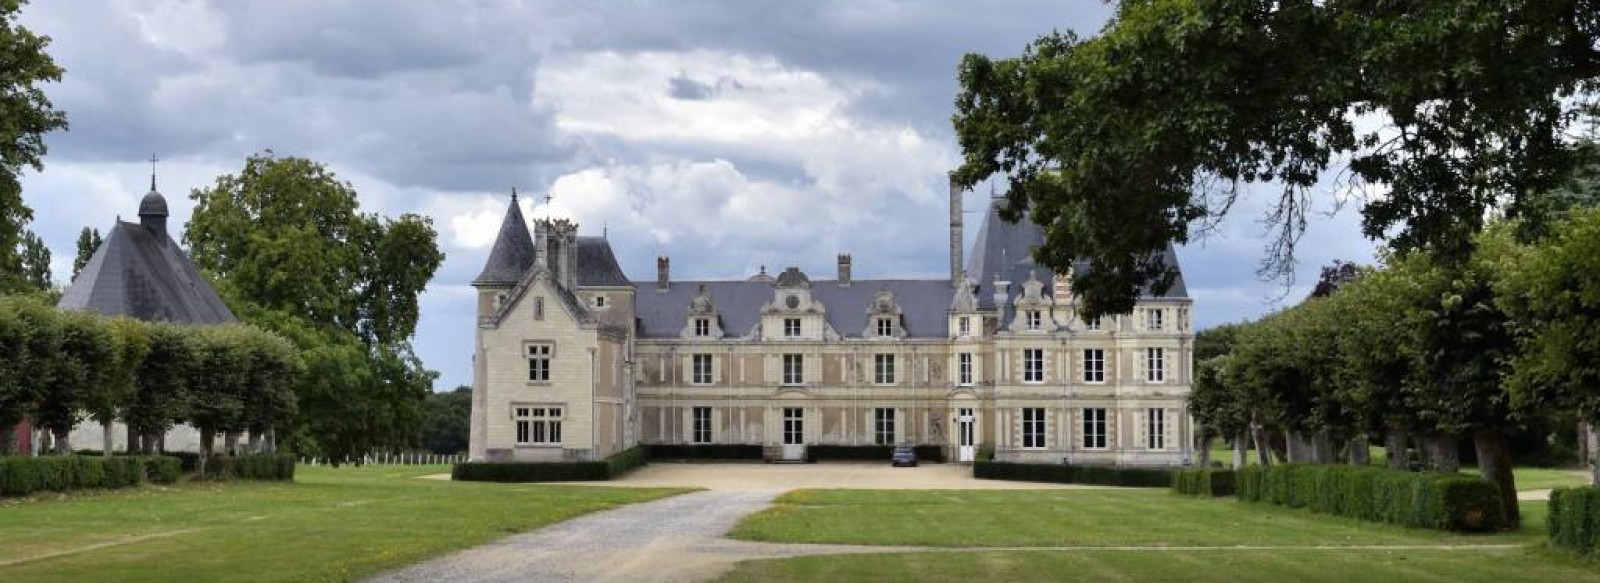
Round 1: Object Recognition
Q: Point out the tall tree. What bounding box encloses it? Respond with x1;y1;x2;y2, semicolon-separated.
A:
11;229;50;293
952;1;1600;315
71;226;101;281
0;0;67;291
420;386;472;456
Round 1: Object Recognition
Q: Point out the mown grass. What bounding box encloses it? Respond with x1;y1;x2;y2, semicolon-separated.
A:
0;464;688;583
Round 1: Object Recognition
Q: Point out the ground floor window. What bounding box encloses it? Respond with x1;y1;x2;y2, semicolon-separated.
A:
1147;408;1165;450
1021;407;1046;449
514;406;563;445
1082;408;1106;450
874;408;896;445
783;408;804;445
692;406;712;444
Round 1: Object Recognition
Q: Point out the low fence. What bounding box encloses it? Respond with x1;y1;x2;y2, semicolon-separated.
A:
300;452;467;466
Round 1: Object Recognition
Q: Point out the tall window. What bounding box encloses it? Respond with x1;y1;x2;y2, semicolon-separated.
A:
1025;310;1043;331
782;354;804;385
1082;408;1107;449
783;318;801;337
692;407;713;444
958;316;971;336
694;318;710;337
1147;408;1166;450
874;408;896;445
1022;408;1046;449
692;354;713;384
1082;349;1105;383
1023;348;1044;383
513;406;563;445
783;407;803;445
1083;316;1101;331
526;343;552;382
1146;348;1165;382
958;352;973;386
874;354;896;384
1146;308;1164;331
876;317;894;337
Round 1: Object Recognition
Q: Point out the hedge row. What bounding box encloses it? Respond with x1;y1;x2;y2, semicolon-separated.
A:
453;446;649;483
1549;487;1600;553
0;455;182;497
1236;464;1504;532
1172;469;1236;497
199;454;296;481
973;461;1175;487
807;445;945;463
645;444;764;460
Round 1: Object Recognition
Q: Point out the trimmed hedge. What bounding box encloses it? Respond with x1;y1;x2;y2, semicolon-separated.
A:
1549;487;1600;553
0;455;183;496
1236;464;1505;532
200;454;297;481
645;444;764;460
1173;469;1236;497
453;446;649;483
974;461;1176;487
806;445;945;463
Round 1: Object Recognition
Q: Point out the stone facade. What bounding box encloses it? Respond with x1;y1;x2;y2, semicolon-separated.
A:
470;188;1195;467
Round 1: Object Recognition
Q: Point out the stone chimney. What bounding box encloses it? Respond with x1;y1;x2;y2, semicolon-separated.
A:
949;173;964;287
657;256;670;291
992;278;1011;307
837;253;851;287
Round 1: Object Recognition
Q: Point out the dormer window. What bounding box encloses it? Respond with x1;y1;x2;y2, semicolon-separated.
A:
958;316;971;336
1025;310;1043;331
694;318;711;337
876;317;894;337
1146;308;1164;331
783;318;801;338
1084;316;1101;331
594;295;607;309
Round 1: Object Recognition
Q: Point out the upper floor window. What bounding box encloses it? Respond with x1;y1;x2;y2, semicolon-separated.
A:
874;354;896;384
958;352;973;386
783;318;801;338
1022;407;1046;449
593;295;607;309
876;317;894;337
958;316;971;336
782;353;804;385
1083;316;1101;331
1023;348;1045;383
1146;347;1166;382
1146;308;1164;331
526;343;552;382
692;354;713;385
514;406;562;445
1082;349;1105;383
1025;310;1043;331
1082;408;1107;449
694;318;711;337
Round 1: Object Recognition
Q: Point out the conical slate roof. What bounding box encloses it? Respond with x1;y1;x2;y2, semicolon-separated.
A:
58;221;236;324
474;193;537;285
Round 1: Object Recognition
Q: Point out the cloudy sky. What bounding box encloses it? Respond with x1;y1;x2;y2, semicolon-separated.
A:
17;1;1376;390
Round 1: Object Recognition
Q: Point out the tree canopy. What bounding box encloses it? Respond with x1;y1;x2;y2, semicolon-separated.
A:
0;0;67;293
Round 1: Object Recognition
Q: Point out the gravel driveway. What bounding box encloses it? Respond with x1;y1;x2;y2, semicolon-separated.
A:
364;489;912;583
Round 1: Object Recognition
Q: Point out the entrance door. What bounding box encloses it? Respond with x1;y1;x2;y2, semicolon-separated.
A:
957;408;976;462
781;407;805;460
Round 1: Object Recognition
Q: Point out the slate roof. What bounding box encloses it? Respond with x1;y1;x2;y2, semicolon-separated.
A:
58;221;236;324
965;200;1188;312
636;278;954;339
576;237;631;287
474;197;536;285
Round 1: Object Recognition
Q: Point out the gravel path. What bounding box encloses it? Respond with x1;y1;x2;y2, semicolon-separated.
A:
364;490;914;583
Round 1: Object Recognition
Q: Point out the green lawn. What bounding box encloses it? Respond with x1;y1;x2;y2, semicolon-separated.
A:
723;488;1593;583
0;464;687;583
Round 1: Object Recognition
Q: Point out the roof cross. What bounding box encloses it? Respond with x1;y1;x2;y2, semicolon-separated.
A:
149;153;159;191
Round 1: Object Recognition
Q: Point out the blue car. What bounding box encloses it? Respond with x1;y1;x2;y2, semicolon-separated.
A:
891;444;917;467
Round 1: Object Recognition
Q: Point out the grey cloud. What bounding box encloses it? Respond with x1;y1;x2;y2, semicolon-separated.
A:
667;71;716;100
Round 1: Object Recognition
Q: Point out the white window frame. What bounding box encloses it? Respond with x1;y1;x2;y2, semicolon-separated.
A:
1082;408;1107;450
1082;349;1105;384
1022;348;1045;383
874;407;896;446
593;295;607;309
958;316;971;336
1146;308;1164;331
783;317;801;338
694;318;710;337
692;406;713;444
782;353;804;385
1022;407;1046;449
692;353;713;385
513;406;563;446
526;343;553;383
1147;408;1166;450
1025;309;1042;331
1083;316;1101;331
782;407;804;445
1146;347;1166;383
876;317;894;337
874;353;896;384
958;352;973;386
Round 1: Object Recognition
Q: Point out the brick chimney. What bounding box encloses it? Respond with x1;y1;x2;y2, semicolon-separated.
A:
657;256;670;291
837;253;852;287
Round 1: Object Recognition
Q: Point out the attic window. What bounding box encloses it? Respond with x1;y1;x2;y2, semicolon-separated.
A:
534;297;545;320
958;316;970;336
1025;310;1043;331
694;318;711;337
876;317;893;337
594;295;607;309
783;318;801;338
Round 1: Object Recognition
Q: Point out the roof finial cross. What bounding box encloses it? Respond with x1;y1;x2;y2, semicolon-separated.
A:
149;153;159;191
511;185;518;201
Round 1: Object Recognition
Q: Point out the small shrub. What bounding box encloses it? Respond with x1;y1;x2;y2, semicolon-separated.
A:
1235;463;1504;532
975;461;1175;488
0;455;183;497
201;454;296;481
1173;469;1236;497
143;456;183;484
1549;487;1600;553
645;444;762;460
454;447;648;483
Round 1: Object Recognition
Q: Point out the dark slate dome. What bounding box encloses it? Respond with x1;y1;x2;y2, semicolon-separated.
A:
138;189;169;217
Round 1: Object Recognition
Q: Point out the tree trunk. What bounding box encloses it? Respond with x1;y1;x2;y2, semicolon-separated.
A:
1587;417;1600;487
1473;429;1519;529
126;426;141;454
199;427;216;477
247;430;262;454
1285;431;1308;463
265;428;277;454
1424;434;1460;473
1197;434;1214;467
1309;432;1334;464
1232;433;1248;469
101;421;114;457
224;431;240;456
1252;426;1273;467
1385;429;1408;470
1348;433;1370;466
53;428;70;455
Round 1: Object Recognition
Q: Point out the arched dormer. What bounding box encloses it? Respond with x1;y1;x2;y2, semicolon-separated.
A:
680;284;726;339
760;266;827;341
862;286;905;339
1007;270;1054;333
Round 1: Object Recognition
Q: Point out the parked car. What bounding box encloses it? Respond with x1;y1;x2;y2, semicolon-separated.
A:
891;444;917;467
